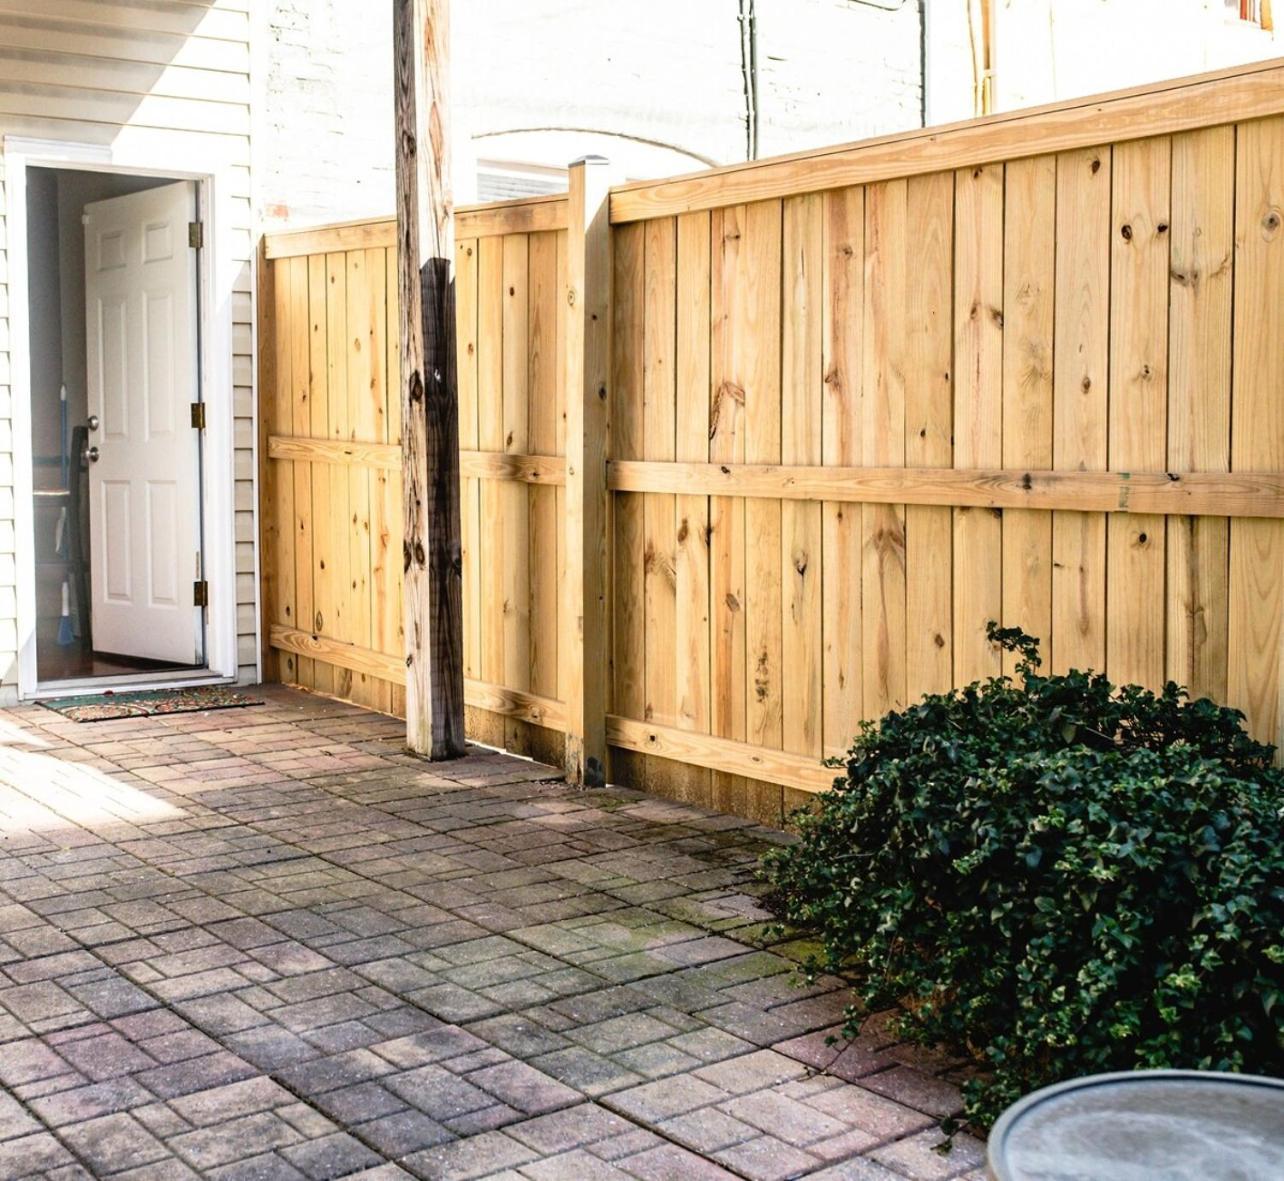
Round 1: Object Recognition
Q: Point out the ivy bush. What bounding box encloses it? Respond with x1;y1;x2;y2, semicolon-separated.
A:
763;625;1284;1126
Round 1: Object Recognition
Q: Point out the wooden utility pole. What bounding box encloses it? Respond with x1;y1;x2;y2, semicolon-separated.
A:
393;0;466;758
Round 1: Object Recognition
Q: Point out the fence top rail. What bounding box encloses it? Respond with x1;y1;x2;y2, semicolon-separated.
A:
608;56;1284;223
456;193;568;237
455;192;568;216
263;194;570;261
264;215;397;260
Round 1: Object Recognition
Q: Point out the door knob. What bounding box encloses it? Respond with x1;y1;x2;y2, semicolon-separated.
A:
85;445;100;464
87;415;100;431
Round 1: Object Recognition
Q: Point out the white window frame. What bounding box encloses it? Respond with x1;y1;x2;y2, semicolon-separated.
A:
5;136;240;698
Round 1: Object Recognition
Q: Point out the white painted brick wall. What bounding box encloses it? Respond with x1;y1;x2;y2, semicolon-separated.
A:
260;0;923;225
261;1;1278;229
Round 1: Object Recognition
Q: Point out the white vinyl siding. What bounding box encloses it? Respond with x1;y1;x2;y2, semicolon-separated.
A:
0;0;257;690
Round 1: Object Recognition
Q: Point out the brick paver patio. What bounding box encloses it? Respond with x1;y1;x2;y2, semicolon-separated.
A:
0;687;984;1180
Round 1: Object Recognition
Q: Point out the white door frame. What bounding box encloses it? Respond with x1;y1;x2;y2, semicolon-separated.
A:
5;136;239;697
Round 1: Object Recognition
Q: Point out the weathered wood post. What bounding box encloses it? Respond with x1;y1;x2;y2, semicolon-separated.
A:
393;0;466;758
564;157;613;786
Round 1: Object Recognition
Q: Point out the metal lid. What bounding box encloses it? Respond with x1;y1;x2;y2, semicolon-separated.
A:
987;1070;1284;1181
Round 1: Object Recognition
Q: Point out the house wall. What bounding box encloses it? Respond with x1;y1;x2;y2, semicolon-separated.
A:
926;0;1279;125
260;0;925;224
991;0;1277;111
0;0;257;695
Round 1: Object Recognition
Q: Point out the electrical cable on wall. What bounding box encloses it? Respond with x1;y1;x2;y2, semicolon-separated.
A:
738;0;759;160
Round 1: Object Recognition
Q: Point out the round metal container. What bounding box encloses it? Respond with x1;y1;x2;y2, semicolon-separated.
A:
987;1069;1284;1181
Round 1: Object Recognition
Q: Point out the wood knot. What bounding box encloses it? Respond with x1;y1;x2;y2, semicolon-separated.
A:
725;593;741;613
1090;157;1101;174
1081;376;1092;393
1120;223;1133;241
709;380;745;439
754;651;770;701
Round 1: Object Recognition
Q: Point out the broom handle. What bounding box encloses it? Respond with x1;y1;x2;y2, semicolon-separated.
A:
59;385;68;489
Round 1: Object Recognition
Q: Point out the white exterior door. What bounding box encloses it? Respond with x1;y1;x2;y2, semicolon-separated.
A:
84;181;201;665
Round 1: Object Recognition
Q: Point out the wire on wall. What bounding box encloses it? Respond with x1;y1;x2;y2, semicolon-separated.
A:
738;0;759;160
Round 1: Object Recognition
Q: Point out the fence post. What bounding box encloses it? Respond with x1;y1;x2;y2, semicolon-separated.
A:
564;157;612;787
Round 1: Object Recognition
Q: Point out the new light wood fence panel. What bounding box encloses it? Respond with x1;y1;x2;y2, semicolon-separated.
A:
260;240;405;713
258;66;1284;827
457;223;569;760
607;108;1284;823
261;207;569;756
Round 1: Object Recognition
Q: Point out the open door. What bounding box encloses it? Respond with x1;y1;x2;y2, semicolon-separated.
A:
84;180;202;666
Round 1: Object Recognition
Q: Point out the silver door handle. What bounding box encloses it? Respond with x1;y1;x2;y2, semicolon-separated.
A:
87;415;100;431
84;445;100;463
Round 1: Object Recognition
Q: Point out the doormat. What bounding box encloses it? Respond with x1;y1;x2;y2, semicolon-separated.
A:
39;686;265;723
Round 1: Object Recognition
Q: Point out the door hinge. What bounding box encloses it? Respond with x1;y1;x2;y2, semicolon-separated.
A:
188;221;204;249
190;401;206;430
193;580;209;608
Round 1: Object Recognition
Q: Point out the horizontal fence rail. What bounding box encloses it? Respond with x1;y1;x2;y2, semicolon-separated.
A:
607;462;1284;516
259;59;1284;825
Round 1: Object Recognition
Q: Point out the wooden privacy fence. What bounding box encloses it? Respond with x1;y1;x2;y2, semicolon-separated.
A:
260;60;1284;825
